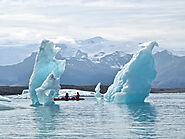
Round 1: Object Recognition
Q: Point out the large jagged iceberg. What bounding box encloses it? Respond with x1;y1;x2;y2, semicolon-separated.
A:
29;40;66;105
104;41;158;104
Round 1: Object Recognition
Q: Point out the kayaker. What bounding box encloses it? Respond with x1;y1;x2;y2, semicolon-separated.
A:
65;93;69;100
76;92;80;100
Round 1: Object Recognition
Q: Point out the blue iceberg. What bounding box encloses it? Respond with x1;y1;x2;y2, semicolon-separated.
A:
29;40;66;105
104;41;158;104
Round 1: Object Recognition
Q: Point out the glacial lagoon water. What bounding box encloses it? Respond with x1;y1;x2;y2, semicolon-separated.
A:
0;93;185;138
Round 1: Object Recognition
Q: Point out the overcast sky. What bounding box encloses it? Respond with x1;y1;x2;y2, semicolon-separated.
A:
0;0;185;48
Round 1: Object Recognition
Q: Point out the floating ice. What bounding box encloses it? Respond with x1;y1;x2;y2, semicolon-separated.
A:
15;89;30;99
0;95;11;102
29;40;66;105
17;89;95;99
104;41;158;104
0;95;13;111
95;82;101;98
95;82;104;103
36;73;60;105
22;90;29;94
58;89;95;97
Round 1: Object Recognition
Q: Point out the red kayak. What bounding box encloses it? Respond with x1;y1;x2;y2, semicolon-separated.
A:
54;98;85;101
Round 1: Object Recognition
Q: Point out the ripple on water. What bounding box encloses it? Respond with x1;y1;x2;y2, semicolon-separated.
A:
0;94;185;138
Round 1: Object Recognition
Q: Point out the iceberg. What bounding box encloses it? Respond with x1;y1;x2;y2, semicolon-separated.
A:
95;82;101;98
36;73;60;105
29;40;66;105
15;89;30;99
95;82;104;103
104;41;158;104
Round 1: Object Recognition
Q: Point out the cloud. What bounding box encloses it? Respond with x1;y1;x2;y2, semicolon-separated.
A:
0;0;184;50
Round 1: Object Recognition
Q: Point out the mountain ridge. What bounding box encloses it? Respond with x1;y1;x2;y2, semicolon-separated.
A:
0;48;185;88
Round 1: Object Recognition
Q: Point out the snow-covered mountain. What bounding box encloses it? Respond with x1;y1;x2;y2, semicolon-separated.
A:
153;50;185;88
1;49;185;88
0;50;132;86
0;52;36;86
55;36;140;59
0;36;183;65
0;37;185;88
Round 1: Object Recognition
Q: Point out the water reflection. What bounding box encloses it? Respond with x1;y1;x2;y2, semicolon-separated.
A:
31;100;157;138
0;104;15;111
96;97;104;105
116;102;157;138
32;104;60;138
127;103;157;138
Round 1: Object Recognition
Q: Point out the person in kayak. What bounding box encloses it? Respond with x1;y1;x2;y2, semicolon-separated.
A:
76;92;80;100
65;93;69;100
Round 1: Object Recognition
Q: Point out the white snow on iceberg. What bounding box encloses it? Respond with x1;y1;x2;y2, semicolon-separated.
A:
104;41;158;104
29;40;66;105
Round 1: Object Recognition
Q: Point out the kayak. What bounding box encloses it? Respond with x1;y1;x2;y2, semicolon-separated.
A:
54;98;85;101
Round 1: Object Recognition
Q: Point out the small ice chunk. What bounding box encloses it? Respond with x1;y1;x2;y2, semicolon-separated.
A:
0;95;11;102
95;82;102;98
95;82;104;104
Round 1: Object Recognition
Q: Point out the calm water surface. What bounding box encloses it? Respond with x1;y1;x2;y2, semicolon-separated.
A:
0;93;185;138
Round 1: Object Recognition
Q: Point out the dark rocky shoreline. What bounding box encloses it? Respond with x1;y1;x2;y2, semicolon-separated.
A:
0;85;185;95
